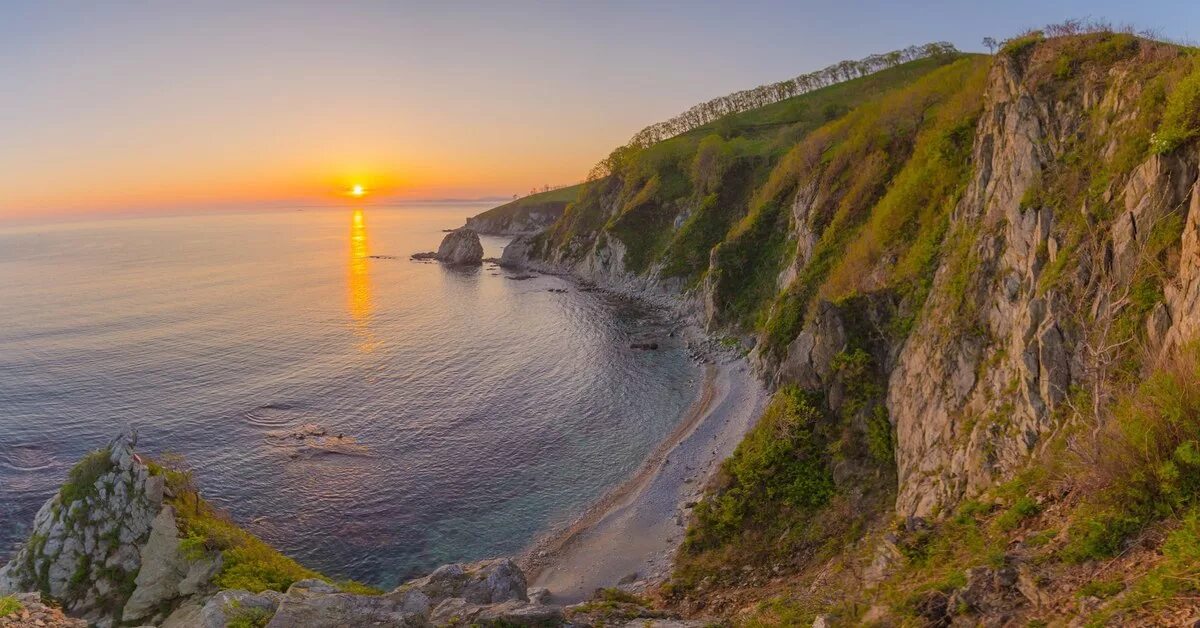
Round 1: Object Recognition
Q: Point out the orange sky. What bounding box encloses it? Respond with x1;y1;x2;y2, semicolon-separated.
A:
5;3;1193;222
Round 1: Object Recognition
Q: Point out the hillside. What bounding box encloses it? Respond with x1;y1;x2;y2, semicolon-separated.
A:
506;26;1200;625
464;184;583;235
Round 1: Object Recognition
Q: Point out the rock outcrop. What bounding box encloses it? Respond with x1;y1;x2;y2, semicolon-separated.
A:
0;592;87;627
414;228;485;265
0;437;212;627
466;205;564;235
198;559;564;627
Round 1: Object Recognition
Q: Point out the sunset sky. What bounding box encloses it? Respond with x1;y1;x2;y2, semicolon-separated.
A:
2;0;1197;221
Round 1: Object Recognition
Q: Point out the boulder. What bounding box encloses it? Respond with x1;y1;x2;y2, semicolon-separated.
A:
200;589;283;628
435;229;484;265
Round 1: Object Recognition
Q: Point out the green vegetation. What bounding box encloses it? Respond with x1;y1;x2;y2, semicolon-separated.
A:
1063;343;1200;562
59;447;114;505
146;459;380;595
544;54;969;289
472;183;583;224
756;55;989;359
994;496;1041;532
1152;57;1200;154
684;387;833;553
0;596;21;617
672;387;833;590
225;602;274;628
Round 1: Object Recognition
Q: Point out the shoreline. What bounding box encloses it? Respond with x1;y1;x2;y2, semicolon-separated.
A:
519;345;766;603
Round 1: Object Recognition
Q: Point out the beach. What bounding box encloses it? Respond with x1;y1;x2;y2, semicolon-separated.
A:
521;350;767;603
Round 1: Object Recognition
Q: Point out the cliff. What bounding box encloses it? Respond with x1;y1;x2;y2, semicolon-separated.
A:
496;27;1200;625
464;185;582;235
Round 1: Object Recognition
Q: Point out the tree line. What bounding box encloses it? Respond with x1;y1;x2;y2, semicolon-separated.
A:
623;41;960;149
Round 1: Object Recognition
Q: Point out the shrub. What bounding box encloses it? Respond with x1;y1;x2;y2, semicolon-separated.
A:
1078;577;1124;599
60;447;114;505
225;604;274;628
866;406;895;464
994;496;1041;531
0;596;21;617
1152;64;1200;154
684;387;833;552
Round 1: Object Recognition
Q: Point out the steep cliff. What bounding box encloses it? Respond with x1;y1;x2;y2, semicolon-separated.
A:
499;27;1200;625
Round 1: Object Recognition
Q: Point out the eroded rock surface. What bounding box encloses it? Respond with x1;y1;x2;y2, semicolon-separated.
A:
436;228;485;265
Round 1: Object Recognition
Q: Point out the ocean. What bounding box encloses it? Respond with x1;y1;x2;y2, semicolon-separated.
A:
0;205;701;587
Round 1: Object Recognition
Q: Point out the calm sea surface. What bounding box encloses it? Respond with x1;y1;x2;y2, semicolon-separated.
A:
0;205;700;586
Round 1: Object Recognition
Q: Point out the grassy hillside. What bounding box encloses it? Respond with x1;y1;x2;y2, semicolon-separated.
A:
658;31;1200;626
539;54;972;281
467;184;583;231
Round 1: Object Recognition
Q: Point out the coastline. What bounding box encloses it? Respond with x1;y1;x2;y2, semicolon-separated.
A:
519;345;766;603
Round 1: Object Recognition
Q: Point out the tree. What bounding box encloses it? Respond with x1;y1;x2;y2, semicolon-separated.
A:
616;41;960;151
982;36;998;54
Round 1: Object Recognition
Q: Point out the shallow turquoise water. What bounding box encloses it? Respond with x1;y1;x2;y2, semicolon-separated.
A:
0;206;700;586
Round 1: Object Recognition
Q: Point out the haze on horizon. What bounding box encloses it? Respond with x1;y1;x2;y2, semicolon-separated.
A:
2;0;1196;221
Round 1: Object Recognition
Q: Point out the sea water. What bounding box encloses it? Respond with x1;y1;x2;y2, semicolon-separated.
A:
0;205;700;587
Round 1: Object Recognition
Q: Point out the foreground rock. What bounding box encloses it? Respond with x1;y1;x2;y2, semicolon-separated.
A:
1;440;711;627
0;436;216;627
200;559;563;627
0;592;87;627
413;228;485;265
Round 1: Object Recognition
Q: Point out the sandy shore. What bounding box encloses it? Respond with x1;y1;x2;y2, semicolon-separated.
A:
520;350;767;603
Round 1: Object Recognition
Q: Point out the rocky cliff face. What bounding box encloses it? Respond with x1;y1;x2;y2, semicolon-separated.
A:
466;206;563;235
0;439;218;627
888;48;1200;517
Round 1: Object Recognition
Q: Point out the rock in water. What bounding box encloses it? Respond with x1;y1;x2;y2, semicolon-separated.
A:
435;228;484;265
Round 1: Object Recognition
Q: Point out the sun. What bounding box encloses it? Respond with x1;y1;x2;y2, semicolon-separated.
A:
350;184;366;198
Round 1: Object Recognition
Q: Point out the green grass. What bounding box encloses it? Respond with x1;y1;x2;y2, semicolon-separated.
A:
0;596;21;617
542;54;971;284
1152;58;1200;154
147;459;381;595
472;183;583;222
225;604;274;628
59;447;114;505
993;496;1041;532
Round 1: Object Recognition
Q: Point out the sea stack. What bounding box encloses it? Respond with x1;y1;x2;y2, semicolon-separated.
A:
435;228;484;265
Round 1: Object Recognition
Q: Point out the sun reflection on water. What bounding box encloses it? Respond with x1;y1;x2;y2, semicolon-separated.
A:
347;209;377;351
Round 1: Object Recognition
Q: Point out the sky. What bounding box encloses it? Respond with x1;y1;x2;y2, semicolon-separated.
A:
1;0;1197;221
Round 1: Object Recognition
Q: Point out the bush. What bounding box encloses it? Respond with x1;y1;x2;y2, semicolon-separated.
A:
0;596;21;617
994;496;1041;531
684;387;833;552
60;448;114;505
1152;64;1200;154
